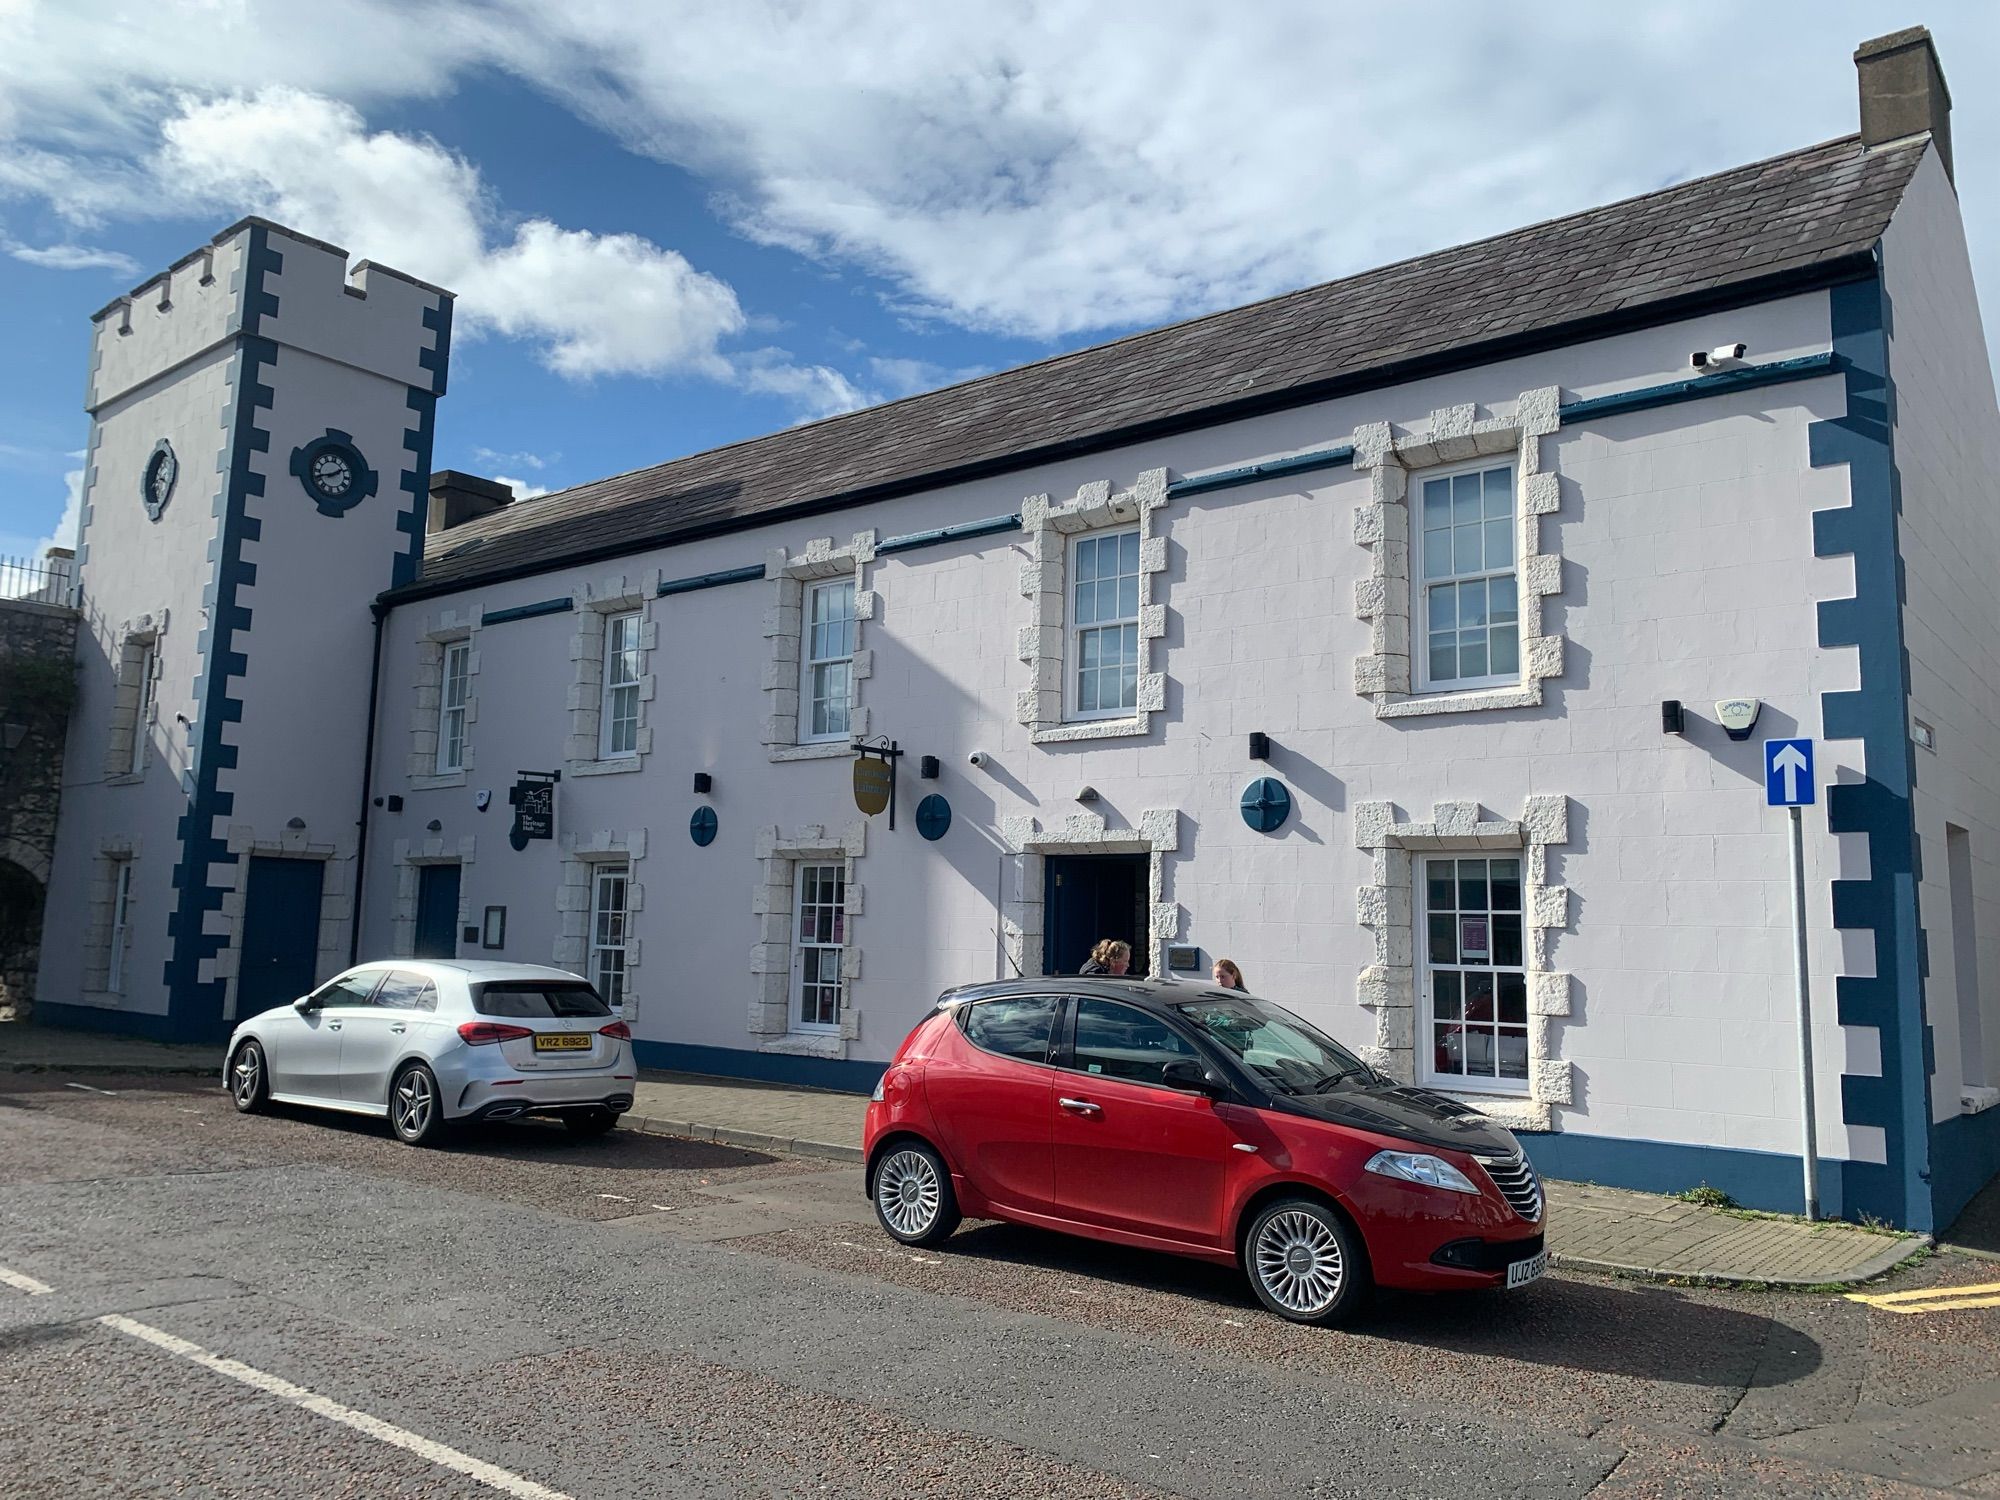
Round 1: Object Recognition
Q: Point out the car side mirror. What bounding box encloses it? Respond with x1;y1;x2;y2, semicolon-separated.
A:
294;995;319;1013
1162;1059;1227;1097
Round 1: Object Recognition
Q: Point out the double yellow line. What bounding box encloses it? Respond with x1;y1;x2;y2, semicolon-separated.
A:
1846;1280;2000;1315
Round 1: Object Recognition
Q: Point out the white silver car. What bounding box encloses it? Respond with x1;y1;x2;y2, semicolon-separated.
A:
223;960;637;1145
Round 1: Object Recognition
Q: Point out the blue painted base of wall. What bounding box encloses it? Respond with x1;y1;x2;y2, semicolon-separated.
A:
1519;1130;1849;1222
27;1001;204;1047
631;1039;884;1095
1933;1107;2000;1234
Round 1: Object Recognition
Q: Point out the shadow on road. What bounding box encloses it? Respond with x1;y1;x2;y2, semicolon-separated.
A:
939;1218;1822;1391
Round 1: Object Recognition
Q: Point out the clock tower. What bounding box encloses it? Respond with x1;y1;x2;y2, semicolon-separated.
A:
39;218;454;1042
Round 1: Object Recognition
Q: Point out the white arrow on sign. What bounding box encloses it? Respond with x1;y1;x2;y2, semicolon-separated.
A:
1773;743;1809;803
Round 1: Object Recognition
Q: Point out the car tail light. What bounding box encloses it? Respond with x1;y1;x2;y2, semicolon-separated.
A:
599;1020;632;1040
457;1021;533;1046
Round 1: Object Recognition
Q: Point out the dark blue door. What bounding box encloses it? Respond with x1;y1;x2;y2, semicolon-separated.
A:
414;864;461;959
239;857;325;1013
1043;854;1149;977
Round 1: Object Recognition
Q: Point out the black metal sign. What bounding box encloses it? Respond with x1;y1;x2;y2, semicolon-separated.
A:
508;770;560;851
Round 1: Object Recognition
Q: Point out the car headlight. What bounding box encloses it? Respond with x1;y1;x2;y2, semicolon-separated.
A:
1364;1149;1480;1194
870;1076;885;1103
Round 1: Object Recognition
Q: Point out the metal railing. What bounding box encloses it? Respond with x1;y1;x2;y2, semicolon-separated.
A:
0;553;78;607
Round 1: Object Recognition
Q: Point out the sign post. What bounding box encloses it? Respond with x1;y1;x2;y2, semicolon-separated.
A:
1764;737;1819;1221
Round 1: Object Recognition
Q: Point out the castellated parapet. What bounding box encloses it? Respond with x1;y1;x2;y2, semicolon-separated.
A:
88;217;451;413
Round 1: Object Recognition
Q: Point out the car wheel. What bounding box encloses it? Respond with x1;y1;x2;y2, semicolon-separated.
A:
1244;1197;1370;1326
565;1109;618;1137
228;1040;268;1114
389;1063;446;1146
872;1141;960;1246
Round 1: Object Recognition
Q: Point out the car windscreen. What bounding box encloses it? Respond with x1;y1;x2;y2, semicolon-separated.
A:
1173;994;1373;1095
472;982;611;1019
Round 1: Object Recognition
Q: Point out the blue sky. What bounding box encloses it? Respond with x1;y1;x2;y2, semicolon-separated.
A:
4;2;1999;566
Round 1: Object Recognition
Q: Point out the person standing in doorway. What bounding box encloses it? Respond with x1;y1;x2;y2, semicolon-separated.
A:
1212;958;1247;991
1080;939;1131;976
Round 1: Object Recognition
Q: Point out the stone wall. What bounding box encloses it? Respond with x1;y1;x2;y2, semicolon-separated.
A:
0;593;78;1018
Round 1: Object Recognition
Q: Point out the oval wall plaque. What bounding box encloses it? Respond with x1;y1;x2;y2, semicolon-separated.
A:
915;794;952;842
690;806;718;847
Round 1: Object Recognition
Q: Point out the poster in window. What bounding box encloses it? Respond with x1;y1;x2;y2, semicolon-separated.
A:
1459;917;1489;960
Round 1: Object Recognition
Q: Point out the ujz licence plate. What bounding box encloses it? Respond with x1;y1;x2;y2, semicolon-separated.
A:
533;1033;593;1052
1506;1248;1550;1289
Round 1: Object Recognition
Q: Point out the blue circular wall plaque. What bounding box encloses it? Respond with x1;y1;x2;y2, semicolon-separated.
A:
915;794;952;842
689;806;718;847
1240;777;1292;833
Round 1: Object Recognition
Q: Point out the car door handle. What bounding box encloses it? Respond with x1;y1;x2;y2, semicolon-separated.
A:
327;1022;343;1031
1058;1097;1101;1116
389;1024;406;1034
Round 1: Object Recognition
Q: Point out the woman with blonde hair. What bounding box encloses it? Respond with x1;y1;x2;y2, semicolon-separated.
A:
1212;958;1247;992
1079;939;1131;976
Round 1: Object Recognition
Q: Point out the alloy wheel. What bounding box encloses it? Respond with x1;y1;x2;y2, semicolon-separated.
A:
393;1068;434;1139
876;1149;941;1237
1253;1208;1346;1316
230;1044;262;1109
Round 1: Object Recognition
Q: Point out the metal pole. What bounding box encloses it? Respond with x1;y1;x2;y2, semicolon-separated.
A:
1788;804;1820;1221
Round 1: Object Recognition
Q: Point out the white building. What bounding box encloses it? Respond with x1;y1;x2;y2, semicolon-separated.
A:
36;29;2000;1232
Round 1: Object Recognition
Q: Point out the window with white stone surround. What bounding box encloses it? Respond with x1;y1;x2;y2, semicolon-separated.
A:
407;606;480;789
762;534;875;762
750;822;865;1055
104;613;166;784
1353;797;1572;1132
1352;389;1565;716
554;829;645;1019
1016;470;1169;742
106;859;133;993
565;570;658;776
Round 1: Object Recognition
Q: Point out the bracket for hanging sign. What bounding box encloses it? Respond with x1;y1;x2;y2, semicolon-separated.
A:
851;737;904;829
508;769;561;851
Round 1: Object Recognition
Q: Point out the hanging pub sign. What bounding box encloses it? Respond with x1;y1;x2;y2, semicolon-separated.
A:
851;738;905;827
508;770;560;851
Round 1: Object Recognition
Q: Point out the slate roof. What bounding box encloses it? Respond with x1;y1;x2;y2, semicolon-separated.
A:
402;132;1926;598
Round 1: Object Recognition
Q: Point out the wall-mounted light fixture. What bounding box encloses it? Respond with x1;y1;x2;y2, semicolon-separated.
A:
426;818;443;833
692;772;712;794
285;817;306;831
1076;786;1099;803
1248;731;1270;760
1662;700;1686;735
919;755;940;779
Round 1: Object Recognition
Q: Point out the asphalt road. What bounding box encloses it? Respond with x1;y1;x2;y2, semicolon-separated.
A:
2;1075;1999;1499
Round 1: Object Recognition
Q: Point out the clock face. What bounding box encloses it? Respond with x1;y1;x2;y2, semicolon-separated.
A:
142;440;178;520
311;451;353;497
149;452;175;503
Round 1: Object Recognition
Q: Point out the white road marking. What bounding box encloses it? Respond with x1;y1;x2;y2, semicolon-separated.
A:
63;1082;117;1095
595;1193;630;1202
98;1314;574;1500
0;1265;54;1295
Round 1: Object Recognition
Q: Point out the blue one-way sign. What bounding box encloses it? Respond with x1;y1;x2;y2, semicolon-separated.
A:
1765;738;1816;807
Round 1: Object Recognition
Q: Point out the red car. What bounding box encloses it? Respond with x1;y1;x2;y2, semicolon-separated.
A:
863;978;1547;1324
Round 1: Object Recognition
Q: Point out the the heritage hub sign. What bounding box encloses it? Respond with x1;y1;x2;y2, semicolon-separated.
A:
509;771;559;851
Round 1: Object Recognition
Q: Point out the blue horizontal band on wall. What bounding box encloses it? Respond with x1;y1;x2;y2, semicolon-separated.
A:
1169;444;1356;498
659;562;767;597
631;1038;883;1096
1516;1129;1847;1220
480;597;573;627
1557;351;1836;425
876;512;1022;555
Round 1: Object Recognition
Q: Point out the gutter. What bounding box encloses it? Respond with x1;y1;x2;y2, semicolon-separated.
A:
350;599;387;966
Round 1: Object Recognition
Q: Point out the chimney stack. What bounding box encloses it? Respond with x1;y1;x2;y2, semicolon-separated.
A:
1856;26;1953;184
427;470;513;533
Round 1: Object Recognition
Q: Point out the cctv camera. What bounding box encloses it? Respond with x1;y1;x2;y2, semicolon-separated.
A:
967;750;989;768
1690;342;1748;373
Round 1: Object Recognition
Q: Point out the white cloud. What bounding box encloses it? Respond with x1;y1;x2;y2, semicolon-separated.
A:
735;350;874;420
4;0;2000;356
0;468;83;596
473;447;556;471
490;474;551;501
7;241;139;273
152;89;746;380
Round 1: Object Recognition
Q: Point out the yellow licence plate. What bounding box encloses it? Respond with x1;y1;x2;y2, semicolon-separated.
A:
533;1033;593;1052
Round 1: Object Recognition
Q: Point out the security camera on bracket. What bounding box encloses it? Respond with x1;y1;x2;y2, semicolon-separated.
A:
1690;342;1748;374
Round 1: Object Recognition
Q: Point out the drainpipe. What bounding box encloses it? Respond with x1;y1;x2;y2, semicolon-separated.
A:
350;599;388;965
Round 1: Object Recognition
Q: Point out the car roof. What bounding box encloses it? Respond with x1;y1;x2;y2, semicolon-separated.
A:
937;977;1252;1012
346;959;586;985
